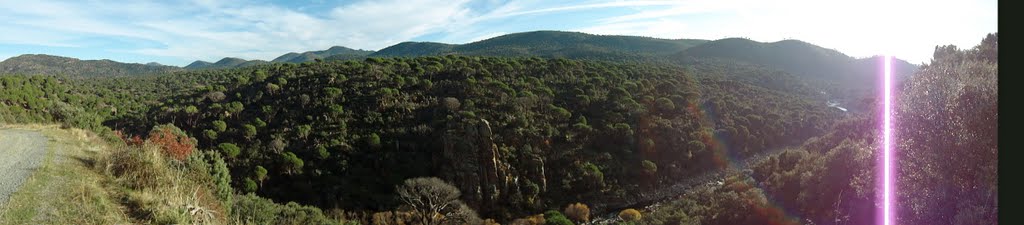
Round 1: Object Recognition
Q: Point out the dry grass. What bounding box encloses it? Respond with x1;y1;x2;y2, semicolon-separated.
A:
98;140;228;224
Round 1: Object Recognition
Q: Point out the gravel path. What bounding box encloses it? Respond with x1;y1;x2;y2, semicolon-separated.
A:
0;129;48;205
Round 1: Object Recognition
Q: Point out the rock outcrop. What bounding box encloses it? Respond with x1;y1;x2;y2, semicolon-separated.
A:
440;118;512;212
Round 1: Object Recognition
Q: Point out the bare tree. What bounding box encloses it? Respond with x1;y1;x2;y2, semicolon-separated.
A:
396;177;480;225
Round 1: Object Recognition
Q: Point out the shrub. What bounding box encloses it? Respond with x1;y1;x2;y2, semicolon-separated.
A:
544;210;573;225
232;194;338;225
243;124;257;139
564;203;590;223
146;124;197;161
316;146;330;159
657;97;676;111
218;143;241;158
395;177;480;225
297;125;312;138
580;163;604;189
212;120;227;132
243;178;258;193
206;151;233;213
203;129;218;140
366;133;381;149
255;166;268;182
618;208;642;222
511;214;546;225
282;152;304;174
642;160;658;175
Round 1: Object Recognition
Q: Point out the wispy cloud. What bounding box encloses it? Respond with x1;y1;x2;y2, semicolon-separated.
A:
573;0;995;63
0;0;478;65
0;0;997;65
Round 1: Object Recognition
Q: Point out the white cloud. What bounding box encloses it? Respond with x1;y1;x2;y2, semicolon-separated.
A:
0;0;479;65
566;0;997;63
575;19;690;39
0;0;996;65
327;0;474;48
467;32;508;43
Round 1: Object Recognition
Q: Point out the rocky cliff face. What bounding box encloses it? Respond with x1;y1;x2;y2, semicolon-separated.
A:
440;118;512;211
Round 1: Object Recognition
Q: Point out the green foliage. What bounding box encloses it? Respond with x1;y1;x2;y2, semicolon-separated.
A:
641;160;657;175
297;125;311;138
366;133;381;149
203;129;218;140
544;210;574;225
549;104;571;120
316;146;330;159
2;31;989;225
232;194;339;225
655;97;675;111
254;166;268;182
281;152;304;173
243;178;258;193
372;31;707;63
242;124;257;139
218;143;241;158
0;54;182;77
198;150;234;215
578;162;604;190
102;55;838;220
0;75;113;135
226;101;245;115
212;120;227;132
892;33;997;225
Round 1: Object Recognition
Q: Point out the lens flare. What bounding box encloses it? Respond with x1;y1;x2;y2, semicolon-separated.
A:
883;55;893;225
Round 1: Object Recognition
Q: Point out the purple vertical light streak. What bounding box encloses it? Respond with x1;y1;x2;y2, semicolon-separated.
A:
883;55;892;225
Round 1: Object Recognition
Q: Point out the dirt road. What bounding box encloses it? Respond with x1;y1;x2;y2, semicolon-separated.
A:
0;129;48;205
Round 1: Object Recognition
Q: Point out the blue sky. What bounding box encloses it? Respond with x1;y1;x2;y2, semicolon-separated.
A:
0;0;996;66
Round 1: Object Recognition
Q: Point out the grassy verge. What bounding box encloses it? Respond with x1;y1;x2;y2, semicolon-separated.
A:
0;124;344;225
0;124;129;224
0;124;229;224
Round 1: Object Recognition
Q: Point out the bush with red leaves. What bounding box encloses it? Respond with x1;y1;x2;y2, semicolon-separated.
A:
114;130;145;147
147;124;197;161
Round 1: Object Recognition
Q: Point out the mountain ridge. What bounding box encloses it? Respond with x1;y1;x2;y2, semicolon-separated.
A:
0;54;183;77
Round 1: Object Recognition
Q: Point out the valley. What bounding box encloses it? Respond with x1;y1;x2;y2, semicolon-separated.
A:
0;31;998;225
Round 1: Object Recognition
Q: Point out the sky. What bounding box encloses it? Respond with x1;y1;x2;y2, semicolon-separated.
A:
0;0;996;66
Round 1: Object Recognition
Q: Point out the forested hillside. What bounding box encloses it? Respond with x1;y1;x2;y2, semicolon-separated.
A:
372;31;707;62
0;32;996;225
0;75;114;133
640;33;997;225
275;46;374;63
0;54;183;77
186;57;270;69
677;38;918;112
187;46;373;70
97;55;838;220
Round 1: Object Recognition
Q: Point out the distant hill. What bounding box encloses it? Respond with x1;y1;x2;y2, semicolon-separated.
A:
185;60;214;69
678;38;916;79
273;46;373;63
370;42;456;57
371;31;708;60
676;38;918;111
0;54;182;77
188;46;373;70
185;57;270;70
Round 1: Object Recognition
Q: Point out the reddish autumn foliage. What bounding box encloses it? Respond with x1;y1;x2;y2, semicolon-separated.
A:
114;130;145;147
146;124;197;160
